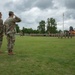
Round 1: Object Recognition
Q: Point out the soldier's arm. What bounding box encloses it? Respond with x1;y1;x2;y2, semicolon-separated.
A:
0;19;3;25
13;16;21;22
0;19;3;28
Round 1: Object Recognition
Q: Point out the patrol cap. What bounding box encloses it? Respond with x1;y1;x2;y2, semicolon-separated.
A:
9;11;14;16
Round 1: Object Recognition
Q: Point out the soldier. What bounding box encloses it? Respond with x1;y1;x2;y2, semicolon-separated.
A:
4;11;21;55
0;12;3;53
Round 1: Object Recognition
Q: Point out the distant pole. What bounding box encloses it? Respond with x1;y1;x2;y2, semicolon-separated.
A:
63;13;64;33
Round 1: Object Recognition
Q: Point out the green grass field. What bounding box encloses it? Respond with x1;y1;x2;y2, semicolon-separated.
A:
0;36;75;75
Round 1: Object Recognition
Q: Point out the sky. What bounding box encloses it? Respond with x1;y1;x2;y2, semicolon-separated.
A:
0;0;75;30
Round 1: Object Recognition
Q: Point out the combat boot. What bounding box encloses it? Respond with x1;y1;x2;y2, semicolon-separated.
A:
0;51;2;54
8;50;14;55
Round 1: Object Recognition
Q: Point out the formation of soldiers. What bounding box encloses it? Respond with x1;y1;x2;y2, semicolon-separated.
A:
58;31;73;38
0;11;21;55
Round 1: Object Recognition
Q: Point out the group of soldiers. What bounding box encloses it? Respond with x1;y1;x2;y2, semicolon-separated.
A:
0;11;21;55
58;31;73;38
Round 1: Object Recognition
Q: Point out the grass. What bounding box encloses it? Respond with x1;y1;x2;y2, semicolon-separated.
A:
0;36;75;75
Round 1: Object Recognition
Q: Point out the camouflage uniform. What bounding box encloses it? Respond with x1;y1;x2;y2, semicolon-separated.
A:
0;18;3;49
4;16;21;53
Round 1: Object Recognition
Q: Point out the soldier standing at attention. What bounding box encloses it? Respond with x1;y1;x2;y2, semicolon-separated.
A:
4;11;21;55
0;12;3;53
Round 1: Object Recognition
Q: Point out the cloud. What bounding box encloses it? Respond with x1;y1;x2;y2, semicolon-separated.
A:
54;0;75;9
34;0;54;9
0;0;75;30
65;0;75;9
5;0;54;12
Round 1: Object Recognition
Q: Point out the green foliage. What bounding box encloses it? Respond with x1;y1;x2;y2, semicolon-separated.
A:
47;18;57;33
37;20;45;33
16;17;58;34
69;26;74;31
21;27;39;34
16;24;20;33
21;27;25;35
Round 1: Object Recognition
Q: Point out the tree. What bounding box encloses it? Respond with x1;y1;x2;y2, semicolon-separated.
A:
69;26;74;31
37;20;45;33
16;24;20;33
21;27;39;34
58;30;62;33
26;28;33;34
47;18;57;33
33;30;39;34
22;27;25;35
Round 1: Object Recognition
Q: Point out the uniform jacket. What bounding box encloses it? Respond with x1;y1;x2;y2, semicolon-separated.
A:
4;16;21;35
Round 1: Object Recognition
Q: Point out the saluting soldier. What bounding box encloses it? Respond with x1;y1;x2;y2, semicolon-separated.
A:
4;11;21;55
0;12;3;53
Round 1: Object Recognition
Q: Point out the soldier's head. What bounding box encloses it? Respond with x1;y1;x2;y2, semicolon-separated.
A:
9;11;14;17
0;12;2;18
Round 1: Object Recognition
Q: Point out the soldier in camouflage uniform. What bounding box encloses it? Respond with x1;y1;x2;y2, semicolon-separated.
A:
0;12;3;53
4;11;21;55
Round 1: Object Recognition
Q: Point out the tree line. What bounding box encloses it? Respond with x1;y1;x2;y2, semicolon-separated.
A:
16;17;74;35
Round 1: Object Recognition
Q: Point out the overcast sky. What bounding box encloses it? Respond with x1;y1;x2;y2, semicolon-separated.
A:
0;0;75;30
